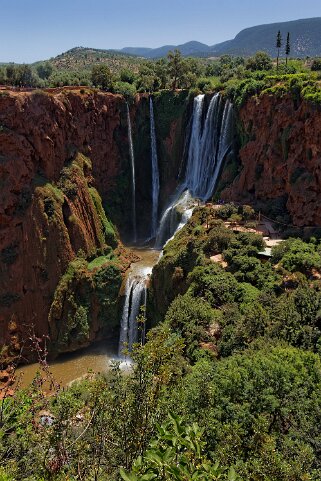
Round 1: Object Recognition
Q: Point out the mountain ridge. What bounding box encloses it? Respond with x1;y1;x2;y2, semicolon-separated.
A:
120;17;321;58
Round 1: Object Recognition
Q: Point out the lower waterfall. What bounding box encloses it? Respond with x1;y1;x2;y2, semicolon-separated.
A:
117;248;159;357
118;273;149;355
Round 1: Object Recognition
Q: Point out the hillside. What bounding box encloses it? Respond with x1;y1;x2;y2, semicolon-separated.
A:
210;17;321;57
119;17;321;58
121;41;211;58
28;17;321;77
39;46;145;74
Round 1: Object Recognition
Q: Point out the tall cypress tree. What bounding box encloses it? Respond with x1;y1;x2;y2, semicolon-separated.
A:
285;32;291;65
276;30;282;70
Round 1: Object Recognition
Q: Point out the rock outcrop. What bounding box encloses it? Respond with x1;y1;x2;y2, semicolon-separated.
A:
222;94;321;226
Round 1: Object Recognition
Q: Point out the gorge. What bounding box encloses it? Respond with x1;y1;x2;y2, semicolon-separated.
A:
3;82;321;481
1;87;321;369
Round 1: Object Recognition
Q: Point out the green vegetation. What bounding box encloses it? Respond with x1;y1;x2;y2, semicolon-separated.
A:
2;44;321;112
3;205;321;479
91;64;113;90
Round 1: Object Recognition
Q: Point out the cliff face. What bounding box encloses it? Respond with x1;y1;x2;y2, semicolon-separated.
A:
0;89;133;361
222;94;321;226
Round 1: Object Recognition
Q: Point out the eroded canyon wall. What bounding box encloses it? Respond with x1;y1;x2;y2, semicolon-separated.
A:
222;94;321;226
0;89;133;360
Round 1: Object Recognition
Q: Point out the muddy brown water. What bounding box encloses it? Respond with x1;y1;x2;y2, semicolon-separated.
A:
15;247;160;389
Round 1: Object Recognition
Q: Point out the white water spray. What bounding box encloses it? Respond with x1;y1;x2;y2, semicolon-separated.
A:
126;103;137;243
118;266;151;356
150;97;160;239
156;93;234;247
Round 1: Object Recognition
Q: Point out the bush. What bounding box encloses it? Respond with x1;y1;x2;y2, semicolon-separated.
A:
245;52;273;71
311;59;321;71
188;264;239;307
91;64;113;90
113;80;136;100
178;346;321;479
165;293;217;360
216;203;238;220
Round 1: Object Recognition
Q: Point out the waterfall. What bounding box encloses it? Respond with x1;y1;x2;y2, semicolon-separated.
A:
155;93;234;248
150;97;160;239
126;103;137;243
184;94;205;195
118;268;150;356
119;93;234;357
185;93;234;200
155;189;194;248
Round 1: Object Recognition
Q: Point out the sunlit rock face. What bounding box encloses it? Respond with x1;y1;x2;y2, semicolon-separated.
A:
0;89;130;360
222;94;321;227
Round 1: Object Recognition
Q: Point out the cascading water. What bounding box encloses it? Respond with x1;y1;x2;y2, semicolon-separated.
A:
120;93;234;356
126;103;137;243
156;93;234;247
150;97;160;239
184;94;205;196
184;93;234;200
155;189;194;248
118;267;151;356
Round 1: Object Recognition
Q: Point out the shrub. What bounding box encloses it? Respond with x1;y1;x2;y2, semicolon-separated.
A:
245;51;273;71
311;59;321;71
165;293;216;360
113;81;137;100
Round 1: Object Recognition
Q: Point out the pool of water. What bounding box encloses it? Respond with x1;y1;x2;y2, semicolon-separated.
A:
15;247;160;389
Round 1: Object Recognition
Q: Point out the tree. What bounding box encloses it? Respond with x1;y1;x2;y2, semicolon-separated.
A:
120;68;136;84
167;49;187;90
6;64;16;85
311;58;321;71
15;65;33;87
91;64;113;90
154;58;169;89
179;346;321;479
276;30;282;70
245;51;273;71
120;414;239;481
285;32;291;65
36;62;53;80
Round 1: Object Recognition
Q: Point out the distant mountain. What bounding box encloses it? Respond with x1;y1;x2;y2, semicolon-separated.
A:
38;17;321;74
120;47;153;56
121;41;211;58
118;17;321;58
209;17;321;57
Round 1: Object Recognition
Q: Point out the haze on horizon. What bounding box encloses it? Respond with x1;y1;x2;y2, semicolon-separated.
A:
2;0;321;63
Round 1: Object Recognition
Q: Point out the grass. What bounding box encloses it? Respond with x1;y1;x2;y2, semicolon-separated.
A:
87;254;115;271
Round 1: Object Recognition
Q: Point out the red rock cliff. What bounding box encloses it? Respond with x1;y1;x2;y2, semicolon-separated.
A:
222;94;321;226
0;88;129;360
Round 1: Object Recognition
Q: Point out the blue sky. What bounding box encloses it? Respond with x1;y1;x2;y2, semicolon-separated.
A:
1;0;320;63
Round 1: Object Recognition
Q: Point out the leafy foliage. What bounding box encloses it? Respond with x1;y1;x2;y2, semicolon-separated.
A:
120;414;239;481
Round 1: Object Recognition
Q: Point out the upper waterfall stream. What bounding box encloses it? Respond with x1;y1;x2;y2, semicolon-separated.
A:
156;93;234;247
149;97;160;240
126;102;137;243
